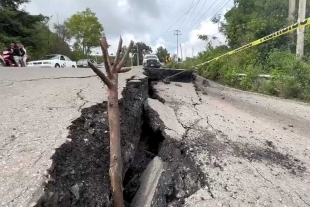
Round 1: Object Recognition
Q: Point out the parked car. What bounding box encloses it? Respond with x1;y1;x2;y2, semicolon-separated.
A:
142;54;161;69
97;62;104;68
77;59;98;68
27;54;77;68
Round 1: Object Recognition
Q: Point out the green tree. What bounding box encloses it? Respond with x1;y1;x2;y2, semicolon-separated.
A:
54;21;71;43
155;46;170;62
66;8;104;57
0;6;48;59
198;34;209;41
173;0;310;101
0;0;30;9
131;42;152;65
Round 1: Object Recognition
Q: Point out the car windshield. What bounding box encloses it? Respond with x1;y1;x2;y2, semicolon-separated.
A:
145;55;158;59
40;55;59;60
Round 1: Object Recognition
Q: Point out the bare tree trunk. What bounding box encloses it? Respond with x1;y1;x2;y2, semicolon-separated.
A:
87;35;133;207
107;76;124;206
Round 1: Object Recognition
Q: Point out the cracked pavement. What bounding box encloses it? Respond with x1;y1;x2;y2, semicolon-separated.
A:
154;80;310;207
0;66;143;207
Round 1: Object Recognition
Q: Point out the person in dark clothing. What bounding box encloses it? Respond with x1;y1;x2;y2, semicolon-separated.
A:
7;43;15;64
12;43;22;67
7;43;14;52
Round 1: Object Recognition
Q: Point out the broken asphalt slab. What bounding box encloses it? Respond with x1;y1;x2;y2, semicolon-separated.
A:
144;98;185;140
130;156;165;207
153;76;310;206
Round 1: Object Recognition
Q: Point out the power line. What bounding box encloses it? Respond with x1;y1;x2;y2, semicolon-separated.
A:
154;0;201;41
187;0;230;34
180;0;202;31
184;0;219;34
182;0;209;32
208;0;231;21
179;0;196;30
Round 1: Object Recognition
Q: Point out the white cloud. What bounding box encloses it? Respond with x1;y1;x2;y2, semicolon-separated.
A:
117;0;128;7
23;0;234;60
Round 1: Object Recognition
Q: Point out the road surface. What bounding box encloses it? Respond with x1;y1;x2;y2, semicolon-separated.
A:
154;80;310;206
0;66;143;207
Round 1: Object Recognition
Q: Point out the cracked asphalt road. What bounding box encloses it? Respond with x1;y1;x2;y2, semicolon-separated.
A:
0;66;143;207
154;80;310;207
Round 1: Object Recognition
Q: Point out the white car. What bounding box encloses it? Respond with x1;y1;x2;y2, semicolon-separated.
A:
27;54;77;68
142;54;161;69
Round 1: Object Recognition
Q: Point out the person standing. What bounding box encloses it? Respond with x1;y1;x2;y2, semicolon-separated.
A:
7;43;14;64
19;44;26;67
7;43;14;52
12;43;22;67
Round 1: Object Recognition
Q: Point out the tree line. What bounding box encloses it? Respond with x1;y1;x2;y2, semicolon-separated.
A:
0;0;170;63
168;0;310;101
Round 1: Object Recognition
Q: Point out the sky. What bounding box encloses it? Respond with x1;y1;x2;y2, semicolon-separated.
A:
23;0;234;59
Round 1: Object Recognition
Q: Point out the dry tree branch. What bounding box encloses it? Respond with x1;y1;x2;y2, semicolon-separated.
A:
87;61;113;88
118;68;131;73
116;40;134;72
112;36;123;73
88;35;134;207
100;37;113;79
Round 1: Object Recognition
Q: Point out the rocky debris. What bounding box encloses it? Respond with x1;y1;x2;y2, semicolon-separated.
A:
32;75;148;207
130;156;167;207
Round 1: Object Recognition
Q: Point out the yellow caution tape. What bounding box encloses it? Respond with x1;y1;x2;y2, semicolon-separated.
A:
196;17;310;67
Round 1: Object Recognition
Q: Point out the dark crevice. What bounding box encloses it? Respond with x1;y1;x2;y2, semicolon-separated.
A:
123;108;165;204
148;79;165;103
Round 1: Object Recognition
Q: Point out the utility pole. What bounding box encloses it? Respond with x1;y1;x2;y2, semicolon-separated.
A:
289;0;296;23
288;0;296;51
296;0;306;59
180;44;183;61
136;44;139;66
174;30;181;62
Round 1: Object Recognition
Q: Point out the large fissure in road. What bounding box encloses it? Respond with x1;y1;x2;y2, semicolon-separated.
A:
32;72;208;207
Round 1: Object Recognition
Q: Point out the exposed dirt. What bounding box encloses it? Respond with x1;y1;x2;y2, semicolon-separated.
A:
35;103;111;206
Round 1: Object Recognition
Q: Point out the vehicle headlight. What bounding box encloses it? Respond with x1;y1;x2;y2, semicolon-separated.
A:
43;61;51;64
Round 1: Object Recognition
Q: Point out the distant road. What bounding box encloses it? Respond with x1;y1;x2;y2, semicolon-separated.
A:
0;66;143;206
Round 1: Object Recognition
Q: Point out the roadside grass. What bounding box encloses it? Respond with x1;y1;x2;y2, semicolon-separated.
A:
166;49;310;102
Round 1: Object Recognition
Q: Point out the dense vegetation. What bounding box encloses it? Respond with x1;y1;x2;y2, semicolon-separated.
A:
167;0;310;101
0;0;166;65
